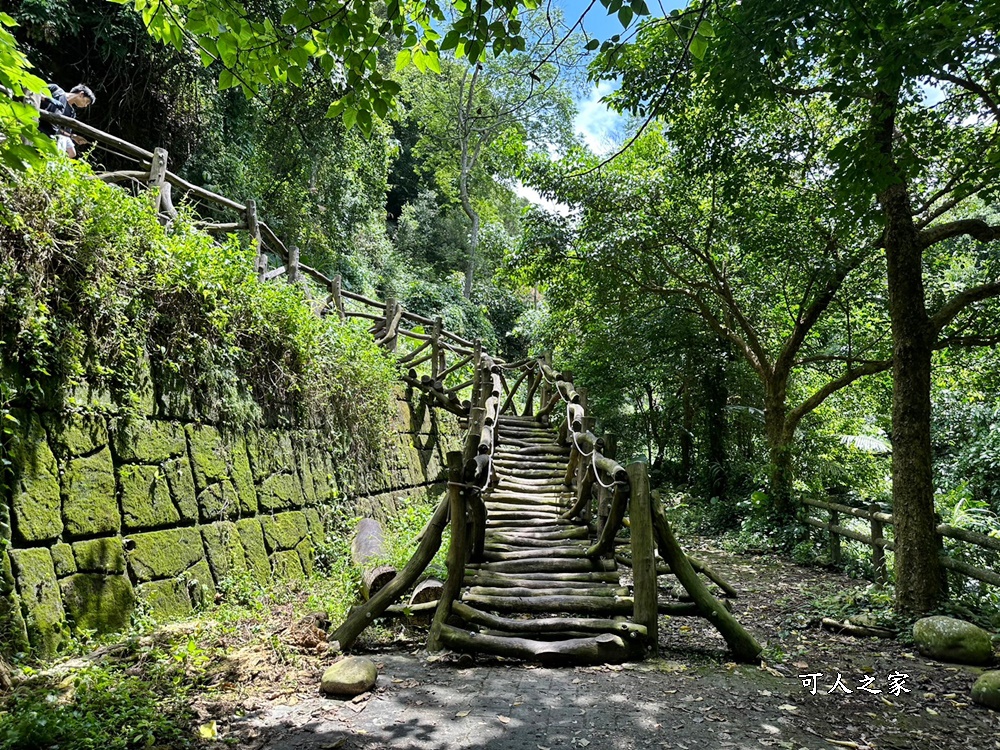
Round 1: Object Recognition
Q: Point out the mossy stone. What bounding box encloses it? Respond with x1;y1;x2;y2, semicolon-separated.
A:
235;519;271;584
297;450;318;506
260;511;309;552
258;472;304;511
114;420;186;463
197;480;241;522
246;431;296;481
304;508;324;544
59;574;135;634
320;656;377;696
50;543;77;577
11;418;63;543
229;435;258;514
0;552;30;654
201;522;249;582
184;559;216;609
10;548;67;658
136;579;192;620
972;671;1000;711
162;456;197;521
185;424;229;491
270;549;305;580
120;464;180;529
62;448;119;536
48;413;108;457
295;539;314;577
913;616;994;665
127;527;205;581
73;538;126;574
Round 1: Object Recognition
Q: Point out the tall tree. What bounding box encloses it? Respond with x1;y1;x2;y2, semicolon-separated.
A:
526;95;891;523
399;8;580;297
601;0;1000;611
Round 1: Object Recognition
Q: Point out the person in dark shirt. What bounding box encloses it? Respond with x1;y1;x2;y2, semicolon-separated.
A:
39;83;95;138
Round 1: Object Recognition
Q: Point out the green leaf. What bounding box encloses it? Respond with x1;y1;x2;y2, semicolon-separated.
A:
395;48;411;71
690;34;708;60
617;6;633;26
343;106;357;130
698;20;715;37
585;38;600;52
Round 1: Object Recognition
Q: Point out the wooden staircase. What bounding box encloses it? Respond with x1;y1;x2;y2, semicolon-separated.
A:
436;414;646;664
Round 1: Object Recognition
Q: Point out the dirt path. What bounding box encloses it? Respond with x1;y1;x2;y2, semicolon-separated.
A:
207;542;999;750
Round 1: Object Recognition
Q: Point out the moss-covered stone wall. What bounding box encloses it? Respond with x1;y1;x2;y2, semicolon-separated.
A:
1;386;461;658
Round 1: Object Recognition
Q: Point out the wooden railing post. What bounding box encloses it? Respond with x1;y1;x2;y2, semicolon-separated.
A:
246;199;266;279
830;506;841;566
597;432;617;532
428;452;468;652
471;340;483;396
329;274;346;319
628;462;658;656
870;502;887;586
431;317;443;381
148;147;168;222
287;245;300;283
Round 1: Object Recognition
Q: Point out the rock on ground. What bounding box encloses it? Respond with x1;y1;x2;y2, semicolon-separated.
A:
972;671;1000;710
912;616;995;665
320;656;378;697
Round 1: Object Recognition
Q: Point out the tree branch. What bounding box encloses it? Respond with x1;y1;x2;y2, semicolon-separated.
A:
786;359;892;432
931;279;1000;332
919;218;1000;248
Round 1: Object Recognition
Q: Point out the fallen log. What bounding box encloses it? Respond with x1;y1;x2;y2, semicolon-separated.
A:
450;601;645;639
330;494;450;651
438;624;631;665
351;519;397;600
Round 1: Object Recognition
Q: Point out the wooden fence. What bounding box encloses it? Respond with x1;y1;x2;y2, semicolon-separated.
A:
803;497;1000;588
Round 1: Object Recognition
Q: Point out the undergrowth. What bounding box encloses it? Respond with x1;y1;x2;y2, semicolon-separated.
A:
0;159;397;450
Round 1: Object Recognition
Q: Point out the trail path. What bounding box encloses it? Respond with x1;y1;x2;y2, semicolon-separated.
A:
214;543;1000;750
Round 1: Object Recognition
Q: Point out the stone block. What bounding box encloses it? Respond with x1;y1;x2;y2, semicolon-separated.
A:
185;424;229;491
913;615;994;665
197;480;241;522
0;552;29;654
120;464;180;529
229;434;258;514
972;671;1000;711
72;538;126;574
321;656;377;696
304;508;325;544
127;527;205;582
10;548;67;658
11;418;63;543
201;522;249;582
235;519;271;584
114;419;186;463
48;413;108;457
258;472;304;511
59;574;135;634
184;559;216;609
246;431;296;481
136;579;192;620
162;456;197;521
295;539;314;577
260;511;309;552
62;447;119;537
270;549;305;580
50;543;77;577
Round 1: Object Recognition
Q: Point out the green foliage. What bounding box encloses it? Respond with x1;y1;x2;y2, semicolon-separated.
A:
0;12;52;171
0;160;396;451
0;665;198;750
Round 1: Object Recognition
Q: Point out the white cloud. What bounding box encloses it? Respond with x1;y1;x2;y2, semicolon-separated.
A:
514;182;572;217
574;80;624;156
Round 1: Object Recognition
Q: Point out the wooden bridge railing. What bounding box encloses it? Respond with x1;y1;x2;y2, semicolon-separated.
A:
803;497;1000;589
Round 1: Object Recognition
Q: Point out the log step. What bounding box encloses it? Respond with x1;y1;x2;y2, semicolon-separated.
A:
461;593;634;615
469;557;616;574
451;602;646;639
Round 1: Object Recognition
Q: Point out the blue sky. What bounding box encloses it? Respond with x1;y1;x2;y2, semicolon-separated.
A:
560;0;688;154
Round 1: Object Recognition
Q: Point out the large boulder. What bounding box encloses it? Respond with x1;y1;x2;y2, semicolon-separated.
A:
320;656;378;697
912;616;994;665
972;671;1000;711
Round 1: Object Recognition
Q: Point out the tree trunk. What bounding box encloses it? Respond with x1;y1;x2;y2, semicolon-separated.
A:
763;386;795;521
462;206;479;299
702;360;728;503
882;182;947;613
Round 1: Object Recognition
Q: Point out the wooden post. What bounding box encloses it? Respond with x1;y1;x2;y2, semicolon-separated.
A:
539;351;552;411
830;507;841;566
464;407;486;462
577;386;589;414
650;495;762;662
351;519;397;600
471;340;483;399
431;317;443;381
428;452;468;652
148;147;168;221
870;502;887;586
246;199;266;279
523;367;540;416
628;463;658;656
288;245;300;283
330;274;346;319
597;432;617;532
